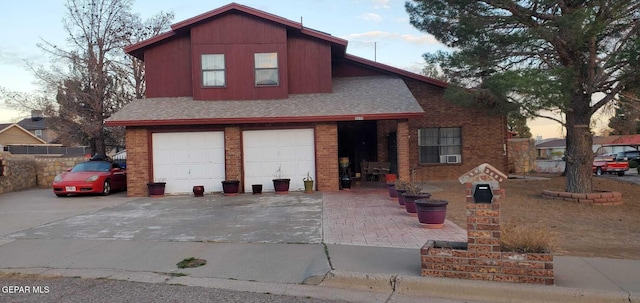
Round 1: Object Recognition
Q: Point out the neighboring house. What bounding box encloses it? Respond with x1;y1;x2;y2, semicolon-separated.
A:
106;3;508;196
536;135;640;159
0;123;48;149
16;110;58;143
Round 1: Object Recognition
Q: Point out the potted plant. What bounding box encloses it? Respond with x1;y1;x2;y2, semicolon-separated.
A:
303;172;314;193
402;182;431;215
147;180;166;197
272;165;290;194
221;180;240;196
394;179;410;206
415;199;448;229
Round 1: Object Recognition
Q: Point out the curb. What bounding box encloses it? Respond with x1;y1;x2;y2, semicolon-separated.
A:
321;270;633;303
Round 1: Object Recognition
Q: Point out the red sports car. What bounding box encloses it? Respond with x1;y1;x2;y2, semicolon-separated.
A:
52;160;127;197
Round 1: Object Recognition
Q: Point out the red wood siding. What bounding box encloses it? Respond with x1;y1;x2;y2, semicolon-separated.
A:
287;34;332;94
145;36;192;98
190;13;289;100
332;60;388;77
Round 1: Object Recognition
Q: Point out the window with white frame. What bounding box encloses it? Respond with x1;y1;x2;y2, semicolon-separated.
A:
418;127;462;164
254;53;279;86
201;54;225;87
34;129;43;139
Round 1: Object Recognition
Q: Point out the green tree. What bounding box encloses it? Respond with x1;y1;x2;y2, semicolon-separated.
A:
406;1;640;193
507;113;532;138
608;92;640;135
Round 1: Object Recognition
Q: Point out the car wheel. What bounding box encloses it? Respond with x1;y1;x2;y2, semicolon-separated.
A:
618;171;625;176
55;194;67;197
102;180;111;196
596;167;603;175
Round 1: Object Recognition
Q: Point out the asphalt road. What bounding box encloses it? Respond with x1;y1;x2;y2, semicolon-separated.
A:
0;275;346;303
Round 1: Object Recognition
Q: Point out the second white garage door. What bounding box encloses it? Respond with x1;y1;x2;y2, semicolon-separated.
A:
152;132;225;194
243;129;315;192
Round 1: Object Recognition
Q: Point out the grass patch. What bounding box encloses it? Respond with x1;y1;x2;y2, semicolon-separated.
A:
500;223;556;253
176;257;207;269
168;272;188;277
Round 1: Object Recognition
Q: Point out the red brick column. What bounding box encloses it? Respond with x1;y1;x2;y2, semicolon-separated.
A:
465;183;501;252
397;120;410;181
125;127;149;197
315;123;339;191
225;126;242;191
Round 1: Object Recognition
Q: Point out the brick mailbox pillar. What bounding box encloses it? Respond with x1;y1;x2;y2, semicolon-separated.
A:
421;163;554;285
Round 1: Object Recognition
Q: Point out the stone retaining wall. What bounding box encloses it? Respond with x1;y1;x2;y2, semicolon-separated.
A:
0;153;85;195
541;190;623;206
0;153;37;195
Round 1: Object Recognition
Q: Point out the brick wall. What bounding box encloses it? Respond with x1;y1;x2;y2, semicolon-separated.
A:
397;120;410;181
125;127;150;197
225;126;243;191
421;164;554;285
403;79;508;181
315;122;339;191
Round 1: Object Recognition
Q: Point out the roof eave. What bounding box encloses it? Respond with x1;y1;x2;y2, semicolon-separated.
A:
344;54;449;88
105;112;424;127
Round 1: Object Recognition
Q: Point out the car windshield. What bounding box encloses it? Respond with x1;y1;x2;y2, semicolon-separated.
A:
71;161;112;172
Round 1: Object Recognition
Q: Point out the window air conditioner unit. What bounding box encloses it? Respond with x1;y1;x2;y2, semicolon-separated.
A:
441;154;461;164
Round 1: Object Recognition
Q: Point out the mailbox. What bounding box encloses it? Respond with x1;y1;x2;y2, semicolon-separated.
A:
472;183;493;203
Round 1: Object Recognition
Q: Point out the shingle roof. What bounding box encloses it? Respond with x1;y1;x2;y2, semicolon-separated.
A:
105;76;425;127
17;117;48;130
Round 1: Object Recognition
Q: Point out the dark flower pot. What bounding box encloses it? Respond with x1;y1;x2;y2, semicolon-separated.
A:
222;180;240;196
273;179;290;194
147;182;166;197
387;183;397;198
395;189;407;206
340;175;351;189
415;199;448;229
252;184;263;195
192;185;205;197
402;193;432;214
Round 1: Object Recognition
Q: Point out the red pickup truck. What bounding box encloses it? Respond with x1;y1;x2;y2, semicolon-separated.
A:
593;154;629;176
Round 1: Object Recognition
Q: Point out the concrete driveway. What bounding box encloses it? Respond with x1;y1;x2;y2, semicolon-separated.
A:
0;189;135;239
6;191;323;243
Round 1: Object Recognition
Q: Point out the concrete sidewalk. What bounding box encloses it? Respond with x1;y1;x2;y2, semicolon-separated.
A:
0;188;638;302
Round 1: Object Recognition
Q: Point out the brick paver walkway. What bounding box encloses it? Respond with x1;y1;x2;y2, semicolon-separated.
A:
322;188;467;249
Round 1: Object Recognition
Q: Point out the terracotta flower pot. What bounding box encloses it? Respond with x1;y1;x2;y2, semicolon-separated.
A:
402;193;432;214
192;185;205;197
415;199;448;229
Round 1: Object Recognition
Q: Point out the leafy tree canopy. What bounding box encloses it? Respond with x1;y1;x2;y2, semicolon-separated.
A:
406;0;640;193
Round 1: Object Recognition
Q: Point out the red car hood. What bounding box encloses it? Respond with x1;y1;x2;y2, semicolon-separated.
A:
57;171;106;182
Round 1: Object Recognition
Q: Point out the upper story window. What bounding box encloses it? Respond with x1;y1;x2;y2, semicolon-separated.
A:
418;127;462;164
254;53;279;86
34;129;43;139
201;54;225;87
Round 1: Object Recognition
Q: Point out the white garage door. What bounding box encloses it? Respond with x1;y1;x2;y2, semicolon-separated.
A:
243;129;315;192
152;132;225;194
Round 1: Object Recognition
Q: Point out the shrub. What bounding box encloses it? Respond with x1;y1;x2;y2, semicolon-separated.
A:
500;223;556;253
394;179;410;190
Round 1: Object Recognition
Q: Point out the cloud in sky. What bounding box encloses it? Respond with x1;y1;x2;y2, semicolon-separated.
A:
371;0;390;9
358;13;383;22
342;31;440;46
